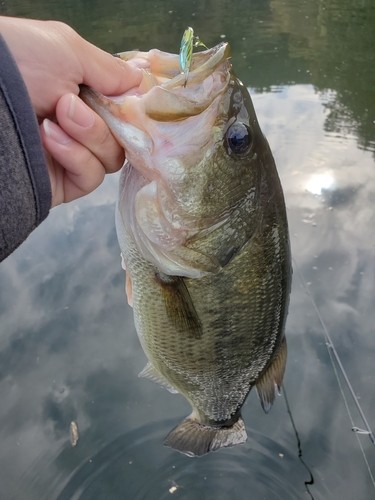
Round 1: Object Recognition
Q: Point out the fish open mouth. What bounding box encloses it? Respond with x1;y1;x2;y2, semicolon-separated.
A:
79;42;233;278
80;42;232;179
116;42;231;99
80;41;233;194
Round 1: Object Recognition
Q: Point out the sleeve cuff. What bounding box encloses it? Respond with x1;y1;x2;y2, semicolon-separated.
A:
0;34;51;225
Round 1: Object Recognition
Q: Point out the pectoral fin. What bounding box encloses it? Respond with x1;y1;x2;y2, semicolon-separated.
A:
255;337;287;413
120;254;133;308
155;273;202;339
125;272;133;308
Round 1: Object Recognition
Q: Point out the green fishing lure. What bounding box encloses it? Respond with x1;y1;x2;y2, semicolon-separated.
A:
179;27;207;86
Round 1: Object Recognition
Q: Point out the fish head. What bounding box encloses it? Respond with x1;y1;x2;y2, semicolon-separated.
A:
80;43;271;278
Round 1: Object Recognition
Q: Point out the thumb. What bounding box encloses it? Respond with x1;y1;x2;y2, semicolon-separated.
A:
79;40;143;96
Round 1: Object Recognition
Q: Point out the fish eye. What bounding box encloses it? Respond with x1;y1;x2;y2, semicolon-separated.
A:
225;122;252;156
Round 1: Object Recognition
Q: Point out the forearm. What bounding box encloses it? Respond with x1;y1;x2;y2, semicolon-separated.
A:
0;33;51;261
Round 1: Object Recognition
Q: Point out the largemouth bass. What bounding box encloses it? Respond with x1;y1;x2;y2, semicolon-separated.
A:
80;41;291;457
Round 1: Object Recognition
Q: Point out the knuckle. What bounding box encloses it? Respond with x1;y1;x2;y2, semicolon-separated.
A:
48;20;78;44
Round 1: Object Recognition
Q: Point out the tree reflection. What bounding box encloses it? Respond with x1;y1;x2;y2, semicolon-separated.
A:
270;0;375;154
1;0;374;153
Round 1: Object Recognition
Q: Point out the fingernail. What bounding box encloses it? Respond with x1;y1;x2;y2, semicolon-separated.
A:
43;119;71;145
68;94;95;128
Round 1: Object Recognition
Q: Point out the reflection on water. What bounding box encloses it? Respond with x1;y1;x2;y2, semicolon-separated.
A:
1;83;374;500
305;173;336;196
19;420;308;500
1;0;375;498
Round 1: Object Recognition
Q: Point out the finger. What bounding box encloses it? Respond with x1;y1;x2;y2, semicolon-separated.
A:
41;119;108;207
78;38;143;96
55;93;125;173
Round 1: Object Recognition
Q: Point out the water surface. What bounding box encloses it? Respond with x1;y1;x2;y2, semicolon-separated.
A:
1;0;375;498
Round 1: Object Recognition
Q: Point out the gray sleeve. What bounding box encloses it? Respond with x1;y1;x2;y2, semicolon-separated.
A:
0;34;51;262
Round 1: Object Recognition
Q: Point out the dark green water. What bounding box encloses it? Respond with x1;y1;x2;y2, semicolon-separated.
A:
1;0;375;499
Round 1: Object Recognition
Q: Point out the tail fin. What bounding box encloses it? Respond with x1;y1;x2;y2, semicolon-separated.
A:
163;416;247;457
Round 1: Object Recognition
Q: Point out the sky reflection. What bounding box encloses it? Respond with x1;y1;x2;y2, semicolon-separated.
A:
1;84;375;499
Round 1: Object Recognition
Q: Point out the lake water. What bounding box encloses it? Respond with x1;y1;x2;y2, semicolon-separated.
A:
1;0;375;498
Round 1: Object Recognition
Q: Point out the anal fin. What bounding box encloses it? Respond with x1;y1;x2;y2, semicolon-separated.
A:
139;363;178;394
255;336;287;413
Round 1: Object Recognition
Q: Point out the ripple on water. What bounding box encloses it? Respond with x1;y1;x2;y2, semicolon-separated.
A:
46;419;309;500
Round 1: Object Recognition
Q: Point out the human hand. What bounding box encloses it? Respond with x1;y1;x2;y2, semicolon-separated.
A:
0;17;143;207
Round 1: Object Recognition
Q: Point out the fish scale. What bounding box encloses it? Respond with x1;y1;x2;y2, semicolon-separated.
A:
122;206;288;424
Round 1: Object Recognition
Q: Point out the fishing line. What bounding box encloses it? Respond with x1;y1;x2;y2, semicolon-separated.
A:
294;260;375;445
293;259;375;487
283;384;315;499
324;333;375;489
